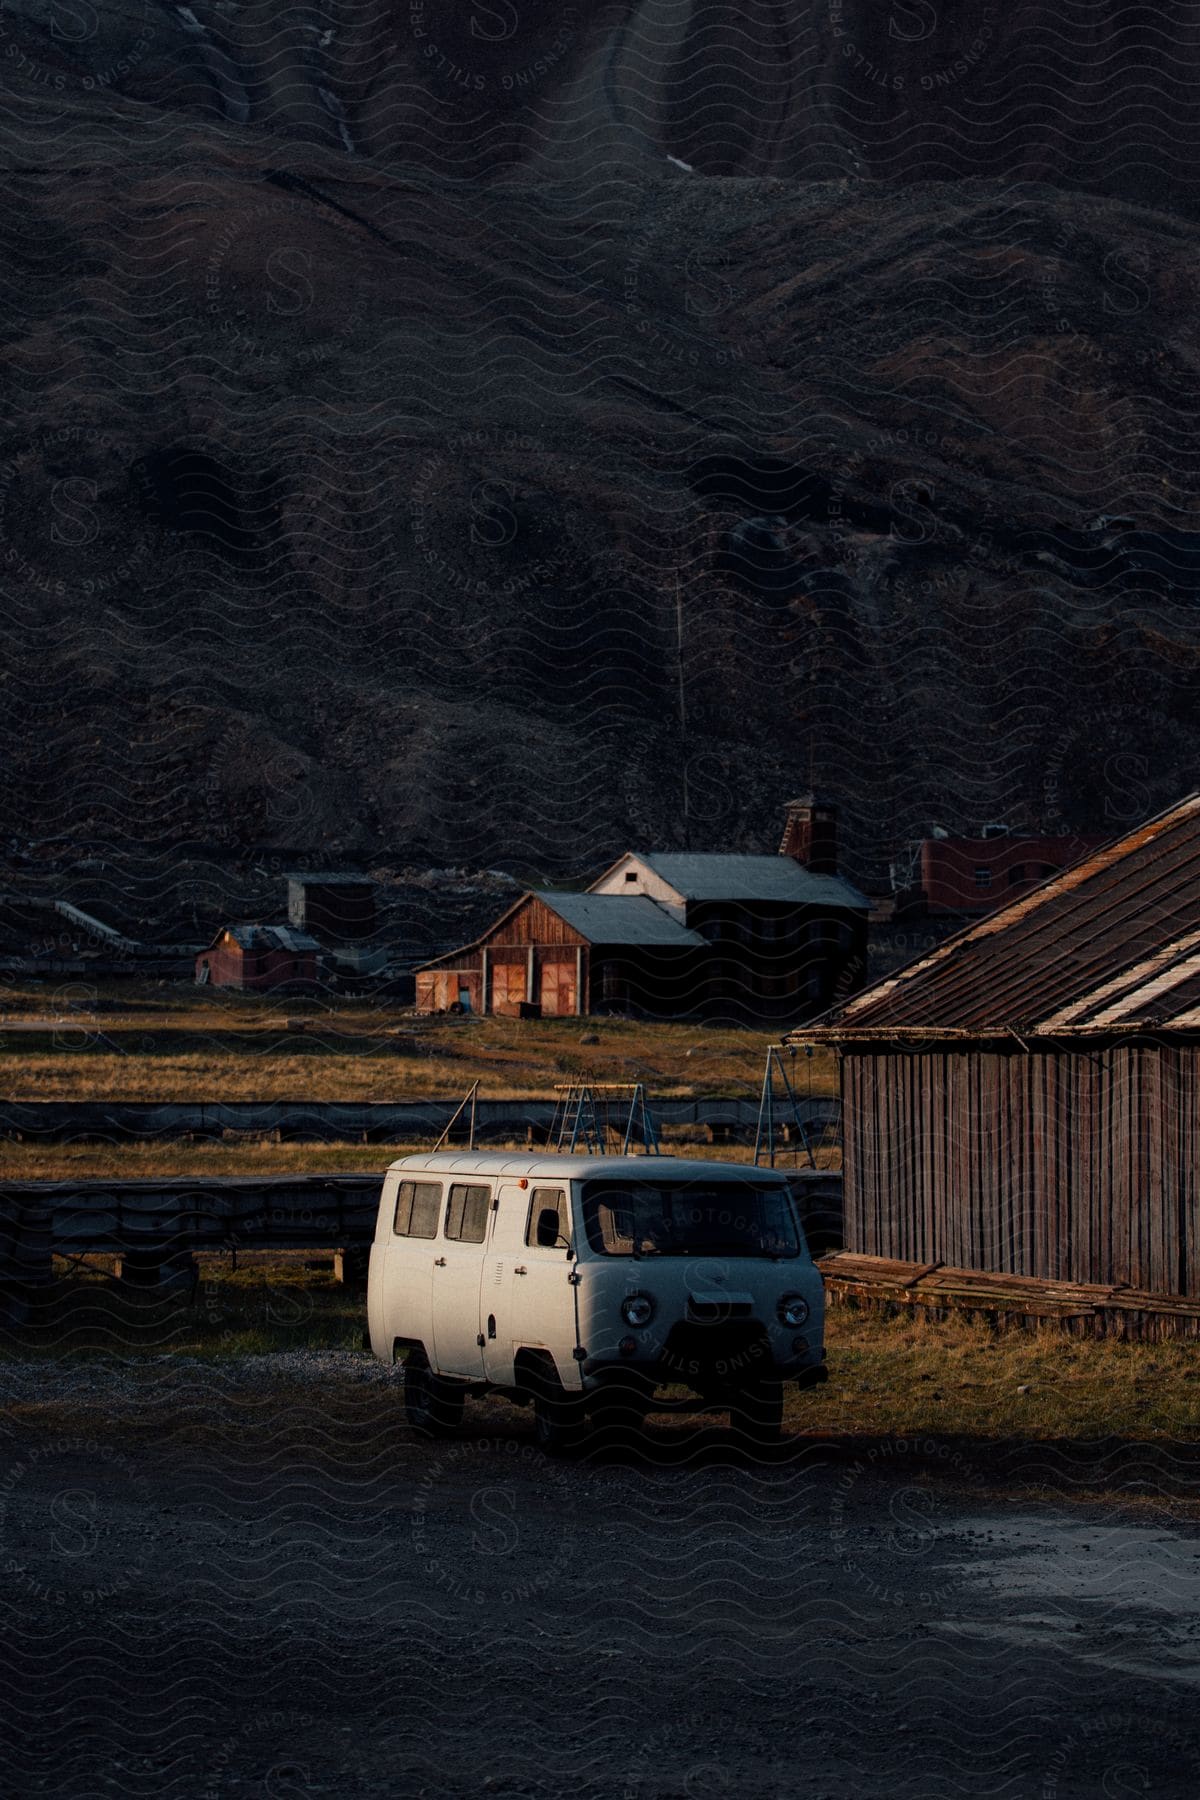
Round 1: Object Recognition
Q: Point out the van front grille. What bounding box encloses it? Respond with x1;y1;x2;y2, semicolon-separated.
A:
687;1299;753;1323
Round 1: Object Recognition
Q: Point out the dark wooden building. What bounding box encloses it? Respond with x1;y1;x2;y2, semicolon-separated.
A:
800;795;1200;1299
417;798;870;1022
415;891;707;1017
286;872;375;942
195;924;320;992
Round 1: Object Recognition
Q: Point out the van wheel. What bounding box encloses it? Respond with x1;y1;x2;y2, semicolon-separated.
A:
404;1351;464;1437
528;1363;586;1457
728;1378;784;1447
589;1380;650;1445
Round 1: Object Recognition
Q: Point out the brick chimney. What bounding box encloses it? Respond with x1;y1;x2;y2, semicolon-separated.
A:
780;794;838;874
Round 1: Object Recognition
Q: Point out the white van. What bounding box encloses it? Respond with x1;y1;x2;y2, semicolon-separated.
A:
367;1151;827;1451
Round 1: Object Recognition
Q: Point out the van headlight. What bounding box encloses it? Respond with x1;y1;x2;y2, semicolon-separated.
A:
778;1294;810;1328
621;1293;655;1328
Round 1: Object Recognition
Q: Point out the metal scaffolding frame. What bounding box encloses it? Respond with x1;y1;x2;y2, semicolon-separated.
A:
549;1082;662;1155
753;1045;818;1169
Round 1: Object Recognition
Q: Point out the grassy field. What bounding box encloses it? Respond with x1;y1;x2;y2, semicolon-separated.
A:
0;979;837;1103
13;1258;1198;1461
0;1135;833;1180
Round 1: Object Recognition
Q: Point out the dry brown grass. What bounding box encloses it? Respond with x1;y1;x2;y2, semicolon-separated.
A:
0;1135;840;1181
0;983;838;1103
804;1302;1200;1446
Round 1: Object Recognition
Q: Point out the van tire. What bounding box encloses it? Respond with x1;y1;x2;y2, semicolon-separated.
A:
589;1379;650;1445
728;1377;784;1447
527;1360;586;1457
404;1350;464;1438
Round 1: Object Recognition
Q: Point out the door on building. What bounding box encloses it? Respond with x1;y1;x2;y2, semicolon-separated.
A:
492;961;528;1015
430;1180;492;1376
540;959;576;1017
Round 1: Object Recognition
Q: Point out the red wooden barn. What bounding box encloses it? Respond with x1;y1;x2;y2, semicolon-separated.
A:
415;890;707;1018
194;924;321;992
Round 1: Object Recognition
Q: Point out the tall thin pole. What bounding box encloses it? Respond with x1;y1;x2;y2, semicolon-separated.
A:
676;568;689;845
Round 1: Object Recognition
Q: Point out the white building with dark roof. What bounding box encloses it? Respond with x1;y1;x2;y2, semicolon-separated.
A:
415;798;869;1022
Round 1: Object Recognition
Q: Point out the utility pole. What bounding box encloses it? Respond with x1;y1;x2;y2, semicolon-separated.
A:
676;567;689;845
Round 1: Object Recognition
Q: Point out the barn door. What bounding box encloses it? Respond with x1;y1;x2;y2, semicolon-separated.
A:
493;961;528;1015
540;959;576;1016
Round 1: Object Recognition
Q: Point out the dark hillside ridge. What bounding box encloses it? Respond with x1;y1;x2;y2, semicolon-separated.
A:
0;6;1197;924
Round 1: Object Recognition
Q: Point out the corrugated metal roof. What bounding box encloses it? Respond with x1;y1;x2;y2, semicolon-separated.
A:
284;872;373;886
217;924;321;954
628;853;870;910
533;892;706;947
800;793;1200;1039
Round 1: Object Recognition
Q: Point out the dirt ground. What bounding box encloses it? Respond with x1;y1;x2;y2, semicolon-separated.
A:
2;1353;1199;1800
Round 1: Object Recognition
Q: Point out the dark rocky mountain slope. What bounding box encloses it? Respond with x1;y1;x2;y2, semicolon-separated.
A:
1;4;1198;913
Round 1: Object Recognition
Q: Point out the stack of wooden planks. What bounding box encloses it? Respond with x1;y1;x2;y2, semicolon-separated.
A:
817;1250;1200;1339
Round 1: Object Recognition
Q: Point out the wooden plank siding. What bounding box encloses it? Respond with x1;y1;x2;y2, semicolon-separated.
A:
840;1043;1200;1298
488;896;586;948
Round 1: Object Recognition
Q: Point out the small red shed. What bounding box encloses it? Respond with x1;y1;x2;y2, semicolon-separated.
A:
194;924;321;992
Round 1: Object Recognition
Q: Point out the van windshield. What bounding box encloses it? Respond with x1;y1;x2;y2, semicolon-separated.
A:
580;1178;801;1259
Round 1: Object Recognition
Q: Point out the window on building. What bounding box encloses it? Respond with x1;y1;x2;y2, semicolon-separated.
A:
526;1187;570;1250
974;866;993;890
445;1182;491;1243
1007;863;1028;886
624;870;638;882
393;1180;441;1238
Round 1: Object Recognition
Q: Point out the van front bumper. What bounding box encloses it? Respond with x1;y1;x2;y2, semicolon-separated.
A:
581;1319;824;1390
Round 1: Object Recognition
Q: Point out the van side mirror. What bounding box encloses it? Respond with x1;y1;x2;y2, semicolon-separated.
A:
536;1207;565;1249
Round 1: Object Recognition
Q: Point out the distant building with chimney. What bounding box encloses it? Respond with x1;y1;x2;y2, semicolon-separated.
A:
415;796;869;1023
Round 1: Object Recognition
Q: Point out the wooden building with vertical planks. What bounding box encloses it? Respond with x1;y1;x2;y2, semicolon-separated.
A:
414;890;707;1017
796;795;1200;1302
416;798;870;1022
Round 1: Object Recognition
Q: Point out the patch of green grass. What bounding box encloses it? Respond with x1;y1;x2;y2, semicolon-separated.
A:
3;1256;365;1359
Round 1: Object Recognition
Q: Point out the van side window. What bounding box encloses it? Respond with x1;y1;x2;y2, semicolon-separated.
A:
526;1187;570;1250
445;1183;491;1244
393;1180;441;1238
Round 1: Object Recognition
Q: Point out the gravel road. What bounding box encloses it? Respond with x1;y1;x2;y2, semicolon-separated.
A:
2;1351;1198;1799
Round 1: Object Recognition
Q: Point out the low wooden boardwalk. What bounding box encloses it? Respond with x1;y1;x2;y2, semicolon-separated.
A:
819;1250;1200;1339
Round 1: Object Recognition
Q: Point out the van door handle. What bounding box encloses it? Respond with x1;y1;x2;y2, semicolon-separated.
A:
434;1256;446;1267
514;1265;527;1276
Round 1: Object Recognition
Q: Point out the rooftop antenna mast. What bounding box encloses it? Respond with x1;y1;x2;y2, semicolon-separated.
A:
434;1079;479;1152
